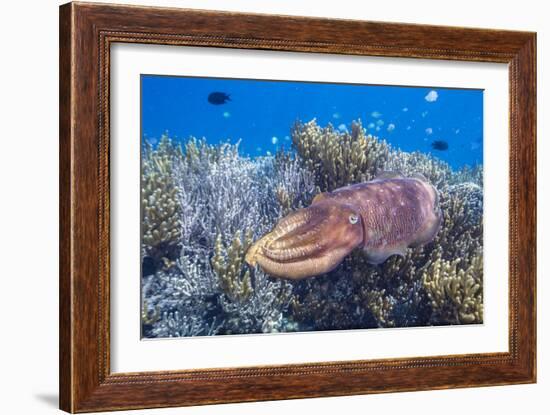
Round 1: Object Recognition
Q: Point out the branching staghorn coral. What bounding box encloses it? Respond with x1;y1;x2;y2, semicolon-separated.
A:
141;135;184;268
434;182;483;262
422;249;483;324
151;309;221;338
272;151;318;216
333;248;432;329
292;119;390;191
205;198;296;334
141;252;220;337
386;151;483;189
220;269;295;334
212;230;254;303
454;164;484;187
418;182;483;324
292;118;483;192
385;150;453;190
289;271;379;331
363;289;395;327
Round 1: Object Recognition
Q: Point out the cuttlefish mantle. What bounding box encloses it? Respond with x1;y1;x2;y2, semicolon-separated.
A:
245;172;442;279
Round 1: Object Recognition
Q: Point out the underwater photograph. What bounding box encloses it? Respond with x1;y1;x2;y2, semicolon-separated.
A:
140;74;484;338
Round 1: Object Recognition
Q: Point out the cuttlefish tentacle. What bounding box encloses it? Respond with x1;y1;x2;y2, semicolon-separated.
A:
245;173;441;280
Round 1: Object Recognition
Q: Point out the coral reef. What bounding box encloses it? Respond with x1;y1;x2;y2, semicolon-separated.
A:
385;150;453;190
212;230;254;303
422;251;483;324
141;135;184;271
142;117;484;337
292;119;390;191
421;182;484;324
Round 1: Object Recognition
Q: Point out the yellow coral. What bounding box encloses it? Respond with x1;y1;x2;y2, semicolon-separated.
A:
292;119;390;191
211;230;254;303
364;289;395;327
141;135;184;263
275;185;293;216
422;250;483;324
141;298;160;325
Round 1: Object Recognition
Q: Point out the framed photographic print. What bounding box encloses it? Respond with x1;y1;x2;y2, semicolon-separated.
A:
59;2;536;412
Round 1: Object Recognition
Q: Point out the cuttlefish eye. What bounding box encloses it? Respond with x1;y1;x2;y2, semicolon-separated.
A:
348;214;359;224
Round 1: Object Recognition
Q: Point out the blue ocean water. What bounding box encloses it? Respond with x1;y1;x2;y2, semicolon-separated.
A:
141;75;483;169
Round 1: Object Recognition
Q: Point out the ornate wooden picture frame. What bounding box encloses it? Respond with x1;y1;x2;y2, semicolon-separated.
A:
59;2;536;412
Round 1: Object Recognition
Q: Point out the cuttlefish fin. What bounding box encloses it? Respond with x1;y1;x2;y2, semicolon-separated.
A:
375;171;404;180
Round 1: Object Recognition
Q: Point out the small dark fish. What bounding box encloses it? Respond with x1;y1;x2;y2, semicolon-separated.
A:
207;92;231;105
431;140;449;151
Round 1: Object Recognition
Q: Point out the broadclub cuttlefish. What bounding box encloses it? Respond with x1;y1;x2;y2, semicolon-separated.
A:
245;172;442;279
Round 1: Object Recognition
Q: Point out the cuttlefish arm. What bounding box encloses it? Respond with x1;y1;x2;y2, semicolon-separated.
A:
245;201;364;279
